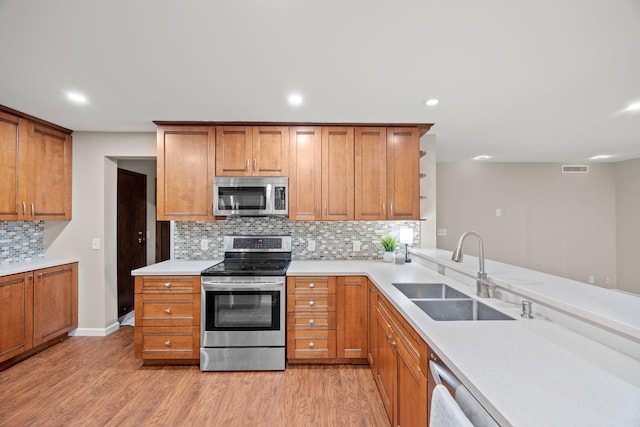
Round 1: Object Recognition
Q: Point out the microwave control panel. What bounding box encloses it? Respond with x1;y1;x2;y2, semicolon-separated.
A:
274;186;287;211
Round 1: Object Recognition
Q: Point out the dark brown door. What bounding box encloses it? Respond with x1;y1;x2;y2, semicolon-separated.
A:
117;169;147;316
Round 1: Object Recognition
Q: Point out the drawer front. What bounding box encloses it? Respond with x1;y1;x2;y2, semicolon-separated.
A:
287;329;336;359
135;326;199;359
135;276;198;293
287;293;335;312
287;276;335;293
287;311;336;330
135;293;199;327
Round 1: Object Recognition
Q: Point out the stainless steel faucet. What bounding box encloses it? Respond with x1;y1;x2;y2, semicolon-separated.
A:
451;231;491;298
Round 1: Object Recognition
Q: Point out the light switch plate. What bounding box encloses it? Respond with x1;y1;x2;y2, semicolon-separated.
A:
91;238;100;250
437;228;447;237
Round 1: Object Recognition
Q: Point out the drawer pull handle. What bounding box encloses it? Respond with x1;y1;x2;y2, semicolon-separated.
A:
164;308;171;314
164;283;171;288
164;340;171;347
309;301;314;306
308;319;315;325
309;283;315;288
308;342;315;348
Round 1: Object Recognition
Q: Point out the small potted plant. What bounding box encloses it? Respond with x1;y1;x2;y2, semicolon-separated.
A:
381;236;397;263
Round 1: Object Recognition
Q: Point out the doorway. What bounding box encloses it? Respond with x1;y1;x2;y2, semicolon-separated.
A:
117;168;147;316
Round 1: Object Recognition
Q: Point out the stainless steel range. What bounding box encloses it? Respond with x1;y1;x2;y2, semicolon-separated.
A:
200;235;291;371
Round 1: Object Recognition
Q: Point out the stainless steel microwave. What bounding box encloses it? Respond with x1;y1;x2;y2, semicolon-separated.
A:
213;176;288;216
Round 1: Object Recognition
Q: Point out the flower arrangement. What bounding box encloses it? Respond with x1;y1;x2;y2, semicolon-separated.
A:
381;236;397;252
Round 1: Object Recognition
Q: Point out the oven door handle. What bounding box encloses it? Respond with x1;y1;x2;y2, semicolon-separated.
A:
202;282;283;292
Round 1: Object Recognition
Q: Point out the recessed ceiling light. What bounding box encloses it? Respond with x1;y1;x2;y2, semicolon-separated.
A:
425;99;439;106
66;92;87;103
288;94;303;106
473;155;491;160
589;154;613;160
625;102;640;111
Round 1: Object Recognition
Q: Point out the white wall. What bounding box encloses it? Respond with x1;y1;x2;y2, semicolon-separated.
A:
615;158;640;294
436;162;617;288
44;132;156;333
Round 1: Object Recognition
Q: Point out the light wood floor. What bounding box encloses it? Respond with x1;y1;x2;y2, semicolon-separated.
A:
0;327;389;427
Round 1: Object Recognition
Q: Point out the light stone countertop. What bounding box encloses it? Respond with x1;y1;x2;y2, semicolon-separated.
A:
131;259;221;276
287;259;640;427
0;258;79;277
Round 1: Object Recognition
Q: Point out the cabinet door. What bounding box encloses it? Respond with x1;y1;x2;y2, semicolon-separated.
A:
157;126;215;220
216;126;253;176
28;123;72;220
33;263;78;346
355;127;387;220
321;127;354;220
289;127;322;220
367;279;378;368
252;126;289;176
336;276;367;359
0;272;33;363
397;341;428;427
0;111;27;220
375;305;397;424
386;127;420;220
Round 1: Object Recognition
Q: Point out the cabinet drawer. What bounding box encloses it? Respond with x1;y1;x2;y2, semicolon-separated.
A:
287;311;336;330
135;293;200;327
287;293;335;312
287;276;336;293
135;326;199;359
135;276;199;293
287;329;336;359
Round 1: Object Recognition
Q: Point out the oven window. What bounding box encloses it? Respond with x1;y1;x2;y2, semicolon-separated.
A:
205;291;280;331
217;187;266;211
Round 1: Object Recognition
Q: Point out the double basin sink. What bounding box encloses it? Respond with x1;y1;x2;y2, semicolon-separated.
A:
392;283;514;321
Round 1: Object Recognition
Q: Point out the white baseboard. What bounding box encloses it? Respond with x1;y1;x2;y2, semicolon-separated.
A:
69;322;120;337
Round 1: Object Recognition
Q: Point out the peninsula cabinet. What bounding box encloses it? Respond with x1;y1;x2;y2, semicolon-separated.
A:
156;126;216;221
0;262;78;365
134;275;200;361
0;106;72;221
374;291;428;427
287;275;367;362
216;126;289;176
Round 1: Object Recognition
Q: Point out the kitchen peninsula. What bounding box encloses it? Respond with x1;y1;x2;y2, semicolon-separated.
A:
132;254;640;427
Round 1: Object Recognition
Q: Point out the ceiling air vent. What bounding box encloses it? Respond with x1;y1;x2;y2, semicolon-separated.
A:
562;165;589;174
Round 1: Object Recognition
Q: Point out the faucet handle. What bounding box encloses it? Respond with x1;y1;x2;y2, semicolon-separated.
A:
479;282;492;298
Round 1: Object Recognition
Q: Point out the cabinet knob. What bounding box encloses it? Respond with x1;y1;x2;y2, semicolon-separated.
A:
37;273;43;279
164;283;171;288
309;283;315;288
308;342;315;348
309;301;314;306
385;333;391;340
308;319;315;325
164;308;171;314
164;340;171;347
28;274;33;280
390;340;397;347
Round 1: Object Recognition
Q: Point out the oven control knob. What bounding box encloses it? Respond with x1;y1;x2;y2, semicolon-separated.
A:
164;282;171;288
308;342;315;348
308;319;315;325
309;301;314;306
164;340;171;347
164;308;171;314
309;283;315;288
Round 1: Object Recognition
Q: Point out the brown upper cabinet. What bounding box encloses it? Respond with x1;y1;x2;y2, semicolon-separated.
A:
156;125;216;221
355;127;387;220
0;106;72;221
321;127;355;221
289;127;322;220
216;126;289;176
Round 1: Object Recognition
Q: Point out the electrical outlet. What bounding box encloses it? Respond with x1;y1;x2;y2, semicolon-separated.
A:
91;238;100;250
588;275;595;284
353;240;361;252
496;208;502;217
307;240;316;251
200;239;208;251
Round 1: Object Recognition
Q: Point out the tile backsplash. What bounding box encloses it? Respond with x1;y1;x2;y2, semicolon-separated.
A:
0;221;45;263
174;217;420;260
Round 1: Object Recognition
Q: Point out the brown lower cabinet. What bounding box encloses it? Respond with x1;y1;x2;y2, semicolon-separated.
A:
0;262;78;365
374;291;429;427
134;275;200;360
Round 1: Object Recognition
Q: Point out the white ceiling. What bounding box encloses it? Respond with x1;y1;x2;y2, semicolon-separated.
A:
1;0;639;162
